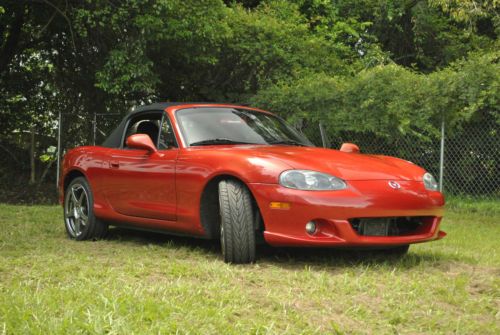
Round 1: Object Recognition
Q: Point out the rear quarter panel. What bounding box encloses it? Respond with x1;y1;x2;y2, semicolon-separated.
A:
60;146;111;212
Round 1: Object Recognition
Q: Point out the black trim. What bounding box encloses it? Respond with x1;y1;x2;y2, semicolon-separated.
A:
121;110;166;149
159;113;179;149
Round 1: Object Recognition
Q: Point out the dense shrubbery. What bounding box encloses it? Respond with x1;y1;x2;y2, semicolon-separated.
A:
251;50;499;142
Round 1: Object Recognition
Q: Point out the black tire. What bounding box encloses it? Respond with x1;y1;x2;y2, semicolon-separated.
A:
382;244;410;256
64;177;108;241
218;179;256;264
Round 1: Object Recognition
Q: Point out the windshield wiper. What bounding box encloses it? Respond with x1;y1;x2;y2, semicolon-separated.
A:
189;138;258;146
268;139;307;146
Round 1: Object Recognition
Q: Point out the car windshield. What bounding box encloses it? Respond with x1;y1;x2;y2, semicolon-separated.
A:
176;108;314;147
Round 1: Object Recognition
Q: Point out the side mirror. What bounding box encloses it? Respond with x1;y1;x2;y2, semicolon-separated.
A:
340;142;360;154
126;134;158;153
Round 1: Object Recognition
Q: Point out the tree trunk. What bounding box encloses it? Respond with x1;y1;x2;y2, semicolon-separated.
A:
30;126;36;184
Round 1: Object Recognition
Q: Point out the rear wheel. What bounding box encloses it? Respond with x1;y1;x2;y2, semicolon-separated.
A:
218;180;256;264
64;177;107;240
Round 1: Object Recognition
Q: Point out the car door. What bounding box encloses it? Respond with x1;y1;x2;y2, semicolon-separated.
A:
103;111;178;221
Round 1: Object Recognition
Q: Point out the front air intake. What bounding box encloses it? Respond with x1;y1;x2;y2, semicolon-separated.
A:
349;217;434;236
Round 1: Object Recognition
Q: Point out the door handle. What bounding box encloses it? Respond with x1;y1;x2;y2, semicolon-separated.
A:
110;160;120;169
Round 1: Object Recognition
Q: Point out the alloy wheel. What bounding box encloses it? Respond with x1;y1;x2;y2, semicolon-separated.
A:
65;183;89;238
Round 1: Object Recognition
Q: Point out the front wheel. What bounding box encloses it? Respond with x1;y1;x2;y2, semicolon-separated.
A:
64;177;108;240
218;180;256;264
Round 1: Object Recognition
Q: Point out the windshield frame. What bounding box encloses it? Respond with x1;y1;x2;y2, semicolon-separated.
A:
174;107;314;148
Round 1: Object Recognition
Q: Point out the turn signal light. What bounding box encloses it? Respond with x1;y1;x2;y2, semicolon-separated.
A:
269;202;291;210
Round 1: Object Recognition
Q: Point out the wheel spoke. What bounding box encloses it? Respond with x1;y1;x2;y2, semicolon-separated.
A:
78;191;86;206
66;201;74;217
80;207;88;223
74;218;80;234
71;187;79;205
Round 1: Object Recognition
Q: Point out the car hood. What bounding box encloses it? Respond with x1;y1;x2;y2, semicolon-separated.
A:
243;145;426;181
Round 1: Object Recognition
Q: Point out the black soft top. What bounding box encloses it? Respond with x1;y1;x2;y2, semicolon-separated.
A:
101;102;198;148
133;102;201;113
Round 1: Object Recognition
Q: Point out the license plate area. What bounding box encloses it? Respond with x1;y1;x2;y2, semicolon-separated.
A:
358;218;391;236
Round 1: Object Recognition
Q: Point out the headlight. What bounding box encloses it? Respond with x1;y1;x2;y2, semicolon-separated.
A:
423;172;438;191
279;170;347;191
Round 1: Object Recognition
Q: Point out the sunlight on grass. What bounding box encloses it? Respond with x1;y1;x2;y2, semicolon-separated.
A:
0;202;499;334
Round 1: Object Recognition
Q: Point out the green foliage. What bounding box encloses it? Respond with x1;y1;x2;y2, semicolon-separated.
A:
39;146;57;163
1;0;497;112
95;40;159;97
429;0;500;26
251;49;499;141
436;50;500;127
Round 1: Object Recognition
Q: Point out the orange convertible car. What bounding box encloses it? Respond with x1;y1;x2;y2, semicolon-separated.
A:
60;103;445;263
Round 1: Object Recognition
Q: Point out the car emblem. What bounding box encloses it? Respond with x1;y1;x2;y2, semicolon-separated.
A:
388;181;401;189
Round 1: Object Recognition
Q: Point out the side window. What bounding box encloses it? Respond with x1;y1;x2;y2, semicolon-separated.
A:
158;115;178;149
123;113;162;148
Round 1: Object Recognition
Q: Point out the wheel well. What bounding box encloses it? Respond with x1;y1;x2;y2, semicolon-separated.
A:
199;175;265;239
63;170;85;193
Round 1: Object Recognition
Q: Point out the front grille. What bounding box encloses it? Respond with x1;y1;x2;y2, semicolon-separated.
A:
349;217;433;236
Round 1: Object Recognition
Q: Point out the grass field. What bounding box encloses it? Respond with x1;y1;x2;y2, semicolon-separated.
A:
0;199;499;334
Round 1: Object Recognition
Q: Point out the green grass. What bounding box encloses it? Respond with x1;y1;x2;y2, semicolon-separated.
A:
0;200;499;334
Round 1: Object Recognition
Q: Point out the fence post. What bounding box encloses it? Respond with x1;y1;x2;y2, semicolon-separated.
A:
56;111;62;189
319;122;329;148
439;117;445;192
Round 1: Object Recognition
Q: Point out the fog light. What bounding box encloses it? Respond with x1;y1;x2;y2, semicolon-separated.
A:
305;221;317;235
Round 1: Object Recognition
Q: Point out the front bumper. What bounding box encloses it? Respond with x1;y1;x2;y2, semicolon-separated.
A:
248;180;445;247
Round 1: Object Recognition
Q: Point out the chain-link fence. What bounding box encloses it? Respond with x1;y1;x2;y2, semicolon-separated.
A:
51;110;498;198
56;112;123;185
0;110;127;203
60;113;500;197
58;112;123;150
2;107;495;204
303;118;499;197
